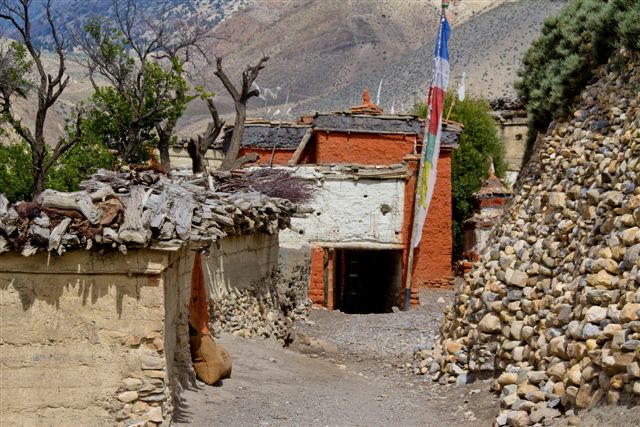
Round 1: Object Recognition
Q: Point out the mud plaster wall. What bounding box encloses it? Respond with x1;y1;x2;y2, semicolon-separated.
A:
0;248;194;426
168;146;224;171
202;233;280;297
498;120;527;186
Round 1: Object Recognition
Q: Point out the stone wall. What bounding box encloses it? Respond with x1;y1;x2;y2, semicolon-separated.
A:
205;233;310;340
0;248;194;426
415;52;640;425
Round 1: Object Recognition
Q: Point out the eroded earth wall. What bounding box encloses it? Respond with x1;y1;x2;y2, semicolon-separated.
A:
0;248;194;426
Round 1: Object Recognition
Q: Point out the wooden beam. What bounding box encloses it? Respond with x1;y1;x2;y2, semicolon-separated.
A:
287;128;314;166
326;248;335;311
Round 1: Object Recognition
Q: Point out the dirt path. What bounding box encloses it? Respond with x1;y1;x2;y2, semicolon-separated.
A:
174;289;499;426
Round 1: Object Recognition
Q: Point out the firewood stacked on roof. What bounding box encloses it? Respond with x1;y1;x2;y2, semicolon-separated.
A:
0;168;302;257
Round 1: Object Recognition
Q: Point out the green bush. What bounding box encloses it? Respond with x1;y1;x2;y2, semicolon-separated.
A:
516;0;640;160
416;94;505;259
46;139;115;194
0;135;114;203
0;141;34;202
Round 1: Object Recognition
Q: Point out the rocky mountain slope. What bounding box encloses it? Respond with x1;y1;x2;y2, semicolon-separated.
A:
177;0;528;134
2;0;249;47
292;0;567;116
415;50;640;425
2;0;566;141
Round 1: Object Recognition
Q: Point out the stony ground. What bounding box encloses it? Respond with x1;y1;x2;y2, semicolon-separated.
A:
173;288;499;426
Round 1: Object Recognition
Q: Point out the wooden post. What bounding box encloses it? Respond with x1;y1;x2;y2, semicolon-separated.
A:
403;245;415;311
327;248;335;310
287;128;314;166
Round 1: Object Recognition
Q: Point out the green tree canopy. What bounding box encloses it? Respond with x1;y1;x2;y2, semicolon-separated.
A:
80;18;192;164
416;94;505;258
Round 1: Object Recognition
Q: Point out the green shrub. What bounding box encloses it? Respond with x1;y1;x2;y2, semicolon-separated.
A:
516;0;640;160
0;141;34;202
416;94;505;259
47;139;115;194
0;136;114;203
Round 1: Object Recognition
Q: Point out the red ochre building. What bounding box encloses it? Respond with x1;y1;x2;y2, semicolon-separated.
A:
222;91;461;312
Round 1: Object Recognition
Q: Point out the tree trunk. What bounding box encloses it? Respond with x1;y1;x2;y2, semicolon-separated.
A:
33;168;46;200
158;129;172;171
220;103;246;171
123;125;141;163
187;138;205;173
31;140;46;199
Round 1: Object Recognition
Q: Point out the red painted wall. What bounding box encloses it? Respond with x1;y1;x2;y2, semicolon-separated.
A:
402;157;421;306
237;147;315;166
314;132;413;165
309;246;325;306
412;151;453;285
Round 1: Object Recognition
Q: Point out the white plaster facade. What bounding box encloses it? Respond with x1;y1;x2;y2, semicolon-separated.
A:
279;167;406;249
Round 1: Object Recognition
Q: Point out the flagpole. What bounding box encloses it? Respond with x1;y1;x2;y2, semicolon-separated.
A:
403;3;448;311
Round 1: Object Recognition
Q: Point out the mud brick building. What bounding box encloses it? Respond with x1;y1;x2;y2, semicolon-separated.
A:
224;91;462;311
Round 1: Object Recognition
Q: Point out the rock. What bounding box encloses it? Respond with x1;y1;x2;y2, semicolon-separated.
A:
117;391;139;403
122;378;143;390
506;410;530;427
479;313;502;333
496;412;508;426
585;306;608;323
620;303;640;322
567;416;581;426
547;363;567;380
621;227;640;245
549;192;566;208
145;406;163;423
140;354;164;370
131;401;149;413
446;341;463;354
581;323;602;339
575;383;596;409
506;269;529;287
587;270;614;288
530;407;561;423
628;362;640;378
623;243;640;269
498;372;518;386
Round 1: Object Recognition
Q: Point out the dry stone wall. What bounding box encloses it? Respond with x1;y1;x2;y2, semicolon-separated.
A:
204;234;311;341
415;51;640;425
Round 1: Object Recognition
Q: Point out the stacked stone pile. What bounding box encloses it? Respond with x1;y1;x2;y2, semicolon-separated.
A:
415;51;640;425
209;271;311;341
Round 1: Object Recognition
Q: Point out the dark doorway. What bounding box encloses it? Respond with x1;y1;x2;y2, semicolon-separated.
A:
332;249;402;313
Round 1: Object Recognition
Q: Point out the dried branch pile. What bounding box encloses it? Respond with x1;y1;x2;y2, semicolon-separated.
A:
0;169;299;257
213;169;315;204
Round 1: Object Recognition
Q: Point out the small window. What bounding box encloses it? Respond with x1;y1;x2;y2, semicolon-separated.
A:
515;134;523;141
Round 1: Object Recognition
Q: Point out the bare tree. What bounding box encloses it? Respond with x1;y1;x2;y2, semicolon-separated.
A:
215;55;269;170
0;0;81;198
186;99;224;173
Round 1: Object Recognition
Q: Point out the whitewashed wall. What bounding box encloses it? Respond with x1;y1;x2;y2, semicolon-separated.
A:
279;167;406;247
